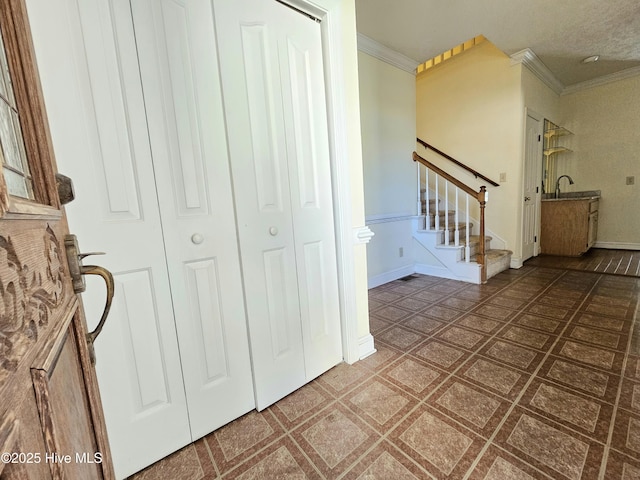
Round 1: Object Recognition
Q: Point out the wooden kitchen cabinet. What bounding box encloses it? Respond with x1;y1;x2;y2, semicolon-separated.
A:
540;198;599;256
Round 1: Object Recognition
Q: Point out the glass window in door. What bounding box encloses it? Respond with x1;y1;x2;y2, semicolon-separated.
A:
0;25;33;200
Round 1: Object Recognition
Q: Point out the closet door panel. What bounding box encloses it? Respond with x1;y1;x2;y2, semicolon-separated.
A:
213;0;307;410
278;6;342;381
27;0;192;476
184;259;231;384
112;270;172;408
131;0;256;440
240;24;286;213
214;0;342;408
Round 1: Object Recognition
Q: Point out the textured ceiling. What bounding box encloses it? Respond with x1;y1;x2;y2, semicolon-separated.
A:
355;0;640;86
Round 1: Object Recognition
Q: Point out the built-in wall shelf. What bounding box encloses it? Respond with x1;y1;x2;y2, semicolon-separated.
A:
544;126;572;139
542;120;573;194
544;146;572;156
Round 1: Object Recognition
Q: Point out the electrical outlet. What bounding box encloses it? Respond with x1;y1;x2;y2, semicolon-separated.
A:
626;176;635;185
399;247;404;257
499;172;507;182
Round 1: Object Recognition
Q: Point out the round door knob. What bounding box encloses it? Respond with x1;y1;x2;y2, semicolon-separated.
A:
191;233;204;244
269;226;278;236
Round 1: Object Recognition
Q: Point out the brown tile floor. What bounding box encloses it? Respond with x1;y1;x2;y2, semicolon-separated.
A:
128;266;640;479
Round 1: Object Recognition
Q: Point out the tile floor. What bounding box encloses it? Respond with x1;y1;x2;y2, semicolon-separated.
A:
128;266;640;479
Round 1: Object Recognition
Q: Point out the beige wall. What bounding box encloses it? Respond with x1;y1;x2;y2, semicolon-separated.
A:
522;68;562;125
560;76;640;248
416;41;524;261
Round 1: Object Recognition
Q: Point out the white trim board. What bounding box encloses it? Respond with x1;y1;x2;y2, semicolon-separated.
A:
365;213;416;225
368;264;415;289
358;334;376;360
510;48;640;96
414;263;463;282
357;33;419;75
510;49;563;95
594;242;640;251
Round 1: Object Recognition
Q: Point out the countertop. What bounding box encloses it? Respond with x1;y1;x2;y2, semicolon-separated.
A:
541;190;601;202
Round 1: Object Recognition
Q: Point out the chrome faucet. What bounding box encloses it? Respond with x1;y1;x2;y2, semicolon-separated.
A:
555;175;574;198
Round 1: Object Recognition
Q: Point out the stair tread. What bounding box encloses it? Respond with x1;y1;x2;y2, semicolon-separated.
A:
423;223;475;232
476;249;513;261
413;216;513;281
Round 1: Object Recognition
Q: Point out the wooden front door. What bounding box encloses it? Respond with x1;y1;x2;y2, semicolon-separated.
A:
0;1;113;479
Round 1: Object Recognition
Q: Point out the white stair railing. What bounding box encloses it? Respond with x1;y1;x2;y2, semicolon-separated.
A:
414;151;488;281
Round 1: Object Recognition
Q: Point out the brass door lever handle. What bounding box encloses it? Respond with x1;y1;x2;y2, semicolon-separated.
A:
64;235;115;365
82;264;114;365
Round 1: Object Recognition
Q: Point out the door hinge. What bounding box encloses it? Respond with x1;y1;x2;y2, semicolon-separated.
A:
538;135;541;142
534;236;537;242
536;186;539;193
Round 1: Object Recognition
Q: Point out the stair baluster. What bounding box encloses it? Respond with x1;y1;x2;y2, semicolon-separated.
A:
454;187;460;246
444;181;449;245
434;174;440;231
416;162;422;221
425;167;430;230
413;150;511;282
465;195;470;262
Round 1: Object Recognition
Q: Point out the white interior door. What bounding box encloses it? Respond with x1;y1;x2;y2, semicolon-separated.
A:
213;0;343;409
26;0;192;477
522;111;542;261
129;0;255;440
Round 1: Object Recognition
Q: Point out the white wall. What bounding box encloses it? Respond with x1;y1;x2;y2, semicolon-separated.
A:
416;42;523;261
358;51;418;286
559;76;640;249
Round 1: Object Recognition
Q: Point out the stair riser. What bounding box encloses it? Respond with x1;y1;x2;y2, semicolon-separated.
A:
466;239;491;258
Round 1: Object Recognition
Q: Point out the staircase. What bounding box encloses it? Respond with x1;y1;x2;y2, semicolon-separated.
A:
412;149;512;283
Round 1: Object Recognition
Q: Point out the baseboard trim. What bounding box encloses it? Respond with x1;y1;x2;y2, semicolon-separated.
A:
414;263;459;281
368;264;415;289
593;242;640;251
510;256;524;269
358;334;376;361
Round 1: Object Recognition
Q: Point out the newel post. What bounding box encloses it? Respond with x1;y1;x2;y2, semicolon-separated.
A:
477;186;487;283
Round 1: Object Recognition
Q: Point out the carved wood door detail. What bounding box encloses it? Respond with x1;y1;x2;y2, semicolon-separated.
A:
0;0;113;478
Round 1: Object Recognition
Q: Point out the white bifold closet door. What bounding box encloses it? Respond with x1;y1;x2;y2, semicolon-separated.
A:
29;0;343;476
31;0;256;477
213;0;343;410
129;0;256;440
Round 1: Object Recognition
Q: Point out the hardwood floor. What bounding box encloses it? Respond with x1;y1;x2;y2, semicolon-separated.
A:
525;249;640;277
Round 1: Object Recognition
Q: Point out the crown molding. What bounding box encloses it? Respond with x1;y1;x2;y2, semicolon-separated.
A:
562;65;640;95
510;48;564;95
357;33;420;75
511;48;640;96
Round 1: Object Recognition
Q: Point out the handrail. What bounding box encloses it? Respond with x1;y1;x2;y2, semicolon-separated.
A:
413;151;488;283
416;138;499;187
413;152;485;202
